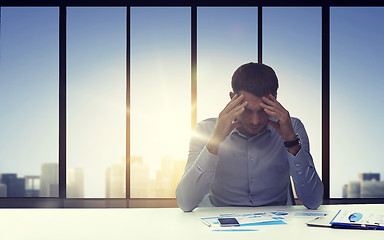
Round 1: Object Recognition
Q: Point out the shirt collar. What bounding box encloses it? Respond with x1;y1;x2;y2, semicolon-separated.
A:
231;125;273;140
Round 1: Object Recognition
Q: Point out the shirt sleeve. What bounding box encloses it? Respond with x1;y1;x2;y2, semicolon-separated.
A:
288;118;324;210
176;120;219;212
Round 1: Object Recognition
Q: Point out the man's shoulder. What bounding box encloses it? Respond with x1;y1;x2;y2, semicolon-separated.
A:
290;117;301;124
199;118;217;125
194;118;217;132
290;117;305;130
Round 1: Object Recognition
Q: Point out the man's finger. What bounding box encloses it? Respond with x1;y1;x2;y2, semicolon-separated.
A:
229;101;247;116
267;94;278;102
260;102;275;112
266;119;280;132
223;94;245;114
231;120;242;130
261;95;277;107
263;107;281;121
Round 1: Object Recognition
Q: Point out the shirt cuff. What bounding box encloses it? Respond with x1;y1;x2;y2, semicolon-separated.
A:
288;148;314;175
195;146;220;173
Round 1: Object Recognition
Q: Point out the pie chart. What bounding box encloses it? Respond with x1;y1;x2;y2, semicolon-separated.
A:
348;213;363;222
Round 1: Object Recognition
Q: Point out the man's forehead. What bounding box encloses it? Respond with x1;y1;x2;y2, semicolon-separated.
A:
239;90;263;102
237;90;265;110
245;99;263;111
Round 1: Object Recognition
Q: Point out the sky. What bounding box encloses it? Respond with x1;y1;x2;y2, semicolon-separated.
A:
130;7;191;176
330;7;384;197
197;7;257;122
0;8;59;180
1;6;384;198
66;7;126;198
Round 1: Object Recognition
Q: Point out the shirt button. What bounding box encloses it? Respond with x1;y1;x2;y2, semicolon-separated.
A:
301;184;305;187
296;163;300;167
250;178;254;182
250;157;254;161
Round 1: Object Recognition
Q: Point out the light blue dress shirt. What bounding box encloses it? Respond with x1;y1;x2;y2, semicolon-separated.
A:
176;117;324;212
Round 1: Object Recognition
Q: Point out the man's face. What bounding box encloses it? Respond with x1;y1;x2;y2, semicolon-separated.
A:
231;90;270;137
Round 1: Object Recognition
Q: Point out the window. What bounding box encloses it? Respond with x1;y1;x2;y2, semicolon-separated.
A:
67;7;126;198
330;7;384;198
197;7;257;122
130;7;190;198
1;1;384;207
0;7;59;197
263;7;322;178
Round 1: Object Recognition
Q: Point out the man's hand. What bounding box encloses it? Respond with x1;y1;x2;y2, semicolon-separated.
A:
260;94;300;155
206;94;248;155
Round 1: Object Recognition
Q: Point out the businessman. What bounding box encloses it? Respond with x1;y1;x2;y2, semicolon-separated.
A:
176;62;323;212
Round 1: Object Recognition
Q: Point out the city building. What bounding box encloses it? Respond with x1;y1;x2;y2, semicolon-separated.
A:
360;181;384;198
0;173;17;190
25;176;40;197
130;156;150;198
8;178;25;197
345;181;361;198
155;156;174;197
0;183;7;197
40;163;59;197
0;173;25;197
67;168;84;198
343;172;384;198
129;155;186;198
49;184;59;197
106;162;125;198
342;184;348;199
359;173;380;181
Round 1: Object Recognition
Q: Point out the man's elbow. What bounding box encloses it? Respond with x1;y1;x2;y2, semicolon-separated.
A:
303;198;323;210
176;186;197;212
176;195;196;212
178;203;196;212
303;184;324;210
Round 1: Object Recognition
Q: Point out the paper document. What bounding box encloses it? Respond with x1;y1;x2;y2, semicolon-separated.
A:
331;209;384;230
201;212;287;231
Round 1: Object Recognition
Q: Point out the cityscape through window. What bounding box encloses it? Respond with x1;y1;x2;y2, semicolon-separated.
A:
1;4;384;202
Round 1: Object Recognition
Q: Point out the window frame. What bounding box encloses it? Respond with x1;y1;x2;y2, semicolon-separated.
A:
1;0;384;208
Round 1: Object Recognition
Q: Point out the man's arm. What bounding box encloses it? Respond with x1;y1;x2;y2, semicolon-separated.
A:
176;94;247;212
288;118;324;210
260;95;323;209
175;120;219;212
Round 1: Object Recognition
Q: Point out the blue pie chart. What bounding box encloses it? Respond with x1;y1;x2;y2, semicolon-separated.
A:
348;213;363;222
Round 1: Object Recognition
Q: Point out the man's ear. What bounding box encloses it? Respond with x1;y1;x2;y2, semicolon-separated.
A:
230;92;235;99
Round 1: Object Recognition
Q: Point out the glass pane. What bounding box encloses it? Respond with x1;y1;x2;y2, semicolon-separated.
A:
0;7;59;197
263;7;322;179
130;7;190;198
331;7;384;198
197;7;257;122
67;7;126;198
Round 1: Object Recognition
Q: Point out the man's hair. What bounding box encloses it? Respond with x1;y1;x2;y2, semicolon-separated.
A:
231;62;279;97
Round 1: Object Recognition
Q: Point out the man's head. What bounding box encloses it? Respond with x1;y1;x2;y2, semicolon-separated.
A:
230;63;279;137
231;62;278;97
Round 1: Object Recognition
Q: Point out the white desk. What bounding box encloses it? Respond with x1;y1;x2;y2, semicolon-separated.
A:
0;204;383;240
